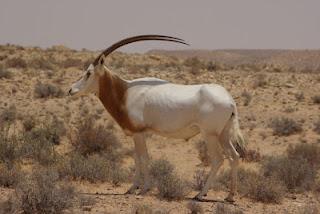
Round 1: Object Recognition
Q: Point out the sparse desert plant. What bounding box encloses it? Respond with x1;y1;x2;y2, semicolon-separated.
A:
133;203;169;214
57;152;128;184
244;149;262;162
262;156;315;192
71;116;120;158
149;158;174;181
312;95;320;104
61;58;82;68
34;82;64;98
295;92;305;101
0;65;13;79
184;57;203;74
5;57;27;68
186;201;203;214
215;203;244;214
269;117;302;136
241;90;252;106
0;105;17;124
22;116;37;132
10;168;75;214
150;158;189;200
29;57;55;70
253;73;268;88
0;127;20;167
287;143;320;168
314;119;320;134
0;164;21;187
196;140;209;166
156;173;189;200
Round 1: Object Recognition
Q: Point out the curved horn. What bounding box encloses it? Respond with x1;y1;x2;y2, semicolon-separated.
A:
92;35;189;66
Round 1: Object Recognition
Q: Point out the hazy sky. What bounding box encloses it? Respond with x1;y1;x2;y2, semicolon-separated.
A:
1;0;320;52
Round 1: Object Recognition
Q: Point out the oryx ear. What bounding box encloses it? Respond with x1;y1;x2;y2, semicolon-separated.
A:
98;55;106;65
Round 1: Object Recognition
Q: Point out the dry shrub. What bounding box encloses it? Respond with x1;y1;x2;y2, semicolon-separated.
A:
0;164;21;187
61;58;82;68
196;141;209;166
186;201;203;214
262;156;315;192
193;169;208;191
215;203;244;214
0;105;17;124
5;57;27;68
57;152;127;185
295;92;305;102
0;127;20;167
29;57;55;70
0;65;13;79
244;149;262;162
4;168;75;214
287;143;320;167
20;127;59;165
253;73;268;88
312;95;320;104
184;57;203;74
269;117;302;136
241;91;252;106
34;82;64;98
314;119;320;134
216;167;285;203
71;116;120;158
22;116;37;132
150;159;189;200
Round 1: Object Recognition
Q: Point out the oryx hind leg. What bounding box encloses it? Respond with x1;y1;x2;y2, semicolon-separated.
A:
194;134;224;200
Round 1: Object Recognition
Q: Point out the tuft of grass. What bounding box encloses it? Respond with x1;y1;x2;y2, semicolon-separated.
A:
22;116;37;132
269;117;302;136
34;82;64;98
312;95;320;104
0;105;17;124
241;91;252;106
0;127;20;167
0;65;13;79
253;73;268;88
295;92;305;102
133;203;169;214
150;158;189;200
287;143;320;168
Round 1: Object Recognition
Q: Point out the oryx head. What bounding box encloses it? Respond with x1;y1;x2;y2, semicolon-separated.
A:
68;35;188;96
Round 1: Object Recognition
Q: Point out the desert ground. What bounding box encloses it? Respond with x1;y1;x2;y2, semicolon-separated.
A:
0;44;320;213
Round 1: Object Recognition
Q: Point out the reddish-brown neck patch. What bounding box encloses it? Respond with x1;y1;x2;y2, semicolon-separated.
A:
98;70;142;133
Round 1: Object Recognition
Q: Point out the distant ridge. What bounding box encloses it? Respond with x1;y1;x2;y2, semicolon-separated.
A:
147;49;320;70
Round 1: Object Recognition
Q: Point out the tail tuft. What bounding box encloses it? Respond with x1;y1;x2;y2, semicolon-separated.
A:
230;112;247;159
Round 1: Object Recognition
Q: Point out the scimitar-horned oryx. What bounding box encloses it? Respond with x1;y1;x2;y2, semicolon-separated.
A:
68;35;246;202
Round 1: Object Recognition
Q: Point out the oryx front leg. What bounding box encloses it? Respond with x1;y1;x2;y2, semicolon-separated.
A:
126;133;151;195
195;134;224;200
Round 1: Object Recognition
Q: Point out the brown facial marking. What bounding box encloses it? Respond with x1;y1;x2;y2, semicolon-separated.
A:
98;69;144;134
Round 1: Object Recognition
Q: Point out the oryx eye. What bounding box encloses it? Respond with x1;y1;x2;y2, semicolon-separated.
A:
86;72;91;79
